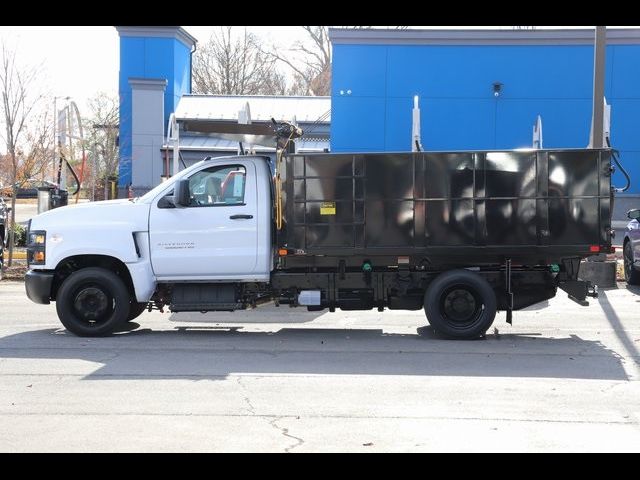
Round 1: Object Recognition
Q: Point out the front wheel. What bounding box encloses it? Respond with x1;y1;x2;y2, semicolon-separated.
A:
424;269;497;339
56;267;131;337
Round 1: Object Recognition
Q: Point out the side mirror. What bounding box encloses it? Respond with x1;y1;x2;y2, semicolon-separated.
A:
627;209;640;220
172;179;191;208
157;195;175;209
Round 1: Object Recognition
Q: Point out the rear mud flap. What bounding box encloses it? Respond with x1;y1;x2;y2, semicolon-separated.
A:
558;280;598;306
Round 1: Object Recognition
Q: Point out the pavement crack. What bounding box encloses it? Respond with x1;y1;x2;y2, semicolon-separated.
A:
236;376;256;415
98;351;120;362
268;417;304;453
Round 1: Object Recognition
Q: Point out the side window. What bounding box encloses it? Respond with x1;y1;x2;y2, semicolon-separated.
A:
187;165;246;207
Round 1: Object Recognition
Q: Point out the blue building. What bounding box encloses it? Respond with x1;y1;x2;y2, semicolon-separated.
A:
115;26;329;196
116;26;639;221
329;28;640;200
116;26;197;192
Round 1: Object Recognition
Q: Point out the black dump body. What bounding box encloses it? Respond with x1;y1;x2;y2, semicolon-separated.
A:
277;149;612;269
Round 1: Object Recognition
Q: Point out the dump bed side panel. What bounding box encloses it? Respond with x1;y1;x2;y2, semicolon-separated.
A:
278;149;611;266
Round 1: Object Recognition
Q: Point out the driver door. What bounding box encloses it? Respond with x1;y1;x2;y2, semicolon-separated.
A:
149;161;258;279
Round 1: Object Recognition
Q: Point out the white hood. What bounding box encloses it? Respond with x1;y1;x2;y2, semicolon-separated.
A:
29;199;151;270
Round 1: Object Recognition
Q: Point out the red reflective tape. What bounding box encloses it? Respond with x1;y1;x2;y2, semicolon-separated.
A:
589;245;600;252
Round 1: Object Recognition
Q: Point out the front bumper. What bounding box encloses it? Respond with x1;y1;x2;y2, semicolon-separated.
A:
25;270;54;304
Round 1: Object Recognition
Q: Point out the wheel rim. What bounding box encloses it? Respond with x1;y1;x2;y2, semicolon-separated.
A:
624;243;633;281
72;285;113;326
439;285;484;330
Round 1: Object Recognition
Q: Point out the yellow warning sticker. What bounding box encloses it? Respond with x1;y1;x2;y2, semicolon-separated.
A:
320;202;336;215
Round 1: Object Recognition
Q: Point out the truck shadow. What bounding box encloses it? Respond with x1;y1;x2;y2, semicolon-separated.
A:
0;324;629;381
597;290;640;369
624;284;640;295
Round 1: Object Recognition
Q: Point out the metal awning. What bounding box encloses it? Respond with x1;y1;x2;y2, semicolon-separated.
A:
162;135;329;153
175;94;331;123
172;94;331;149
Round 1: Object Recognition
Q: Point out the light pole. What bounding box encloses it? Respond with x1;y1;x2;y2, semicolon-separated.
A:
52;96;70;184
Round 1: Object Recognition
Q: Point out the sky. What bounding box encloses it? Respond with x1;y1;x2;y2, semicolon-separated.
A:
0;25;627;117
0;26;317;114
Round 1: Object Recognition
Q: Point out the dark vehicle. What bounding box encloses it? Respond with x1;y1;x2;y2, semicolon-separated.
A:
623;208;640;284
1;181;58;199
17;181;58;199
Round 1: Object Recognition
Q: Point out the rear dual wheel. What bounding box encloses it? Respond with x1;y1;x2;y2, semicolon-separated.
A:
424;269;497;339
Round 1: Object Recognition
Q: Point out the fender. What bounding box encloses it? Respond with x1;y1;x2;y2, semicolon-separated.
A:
29;200;156;302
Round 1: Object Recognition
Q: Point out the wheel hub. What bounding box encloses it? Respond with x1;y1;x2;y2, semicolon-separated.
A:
74;287;109;322
443;288;478;323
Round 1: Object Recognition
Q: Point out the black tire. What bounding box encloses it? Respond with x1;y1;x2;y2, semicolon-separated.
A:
127;302;148;321
56;267;131;337
424;269;497;339
624;241;640;285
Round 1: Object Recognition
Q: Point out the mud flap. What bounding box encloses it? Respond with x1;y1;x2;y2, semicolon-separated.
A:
558;280;598;306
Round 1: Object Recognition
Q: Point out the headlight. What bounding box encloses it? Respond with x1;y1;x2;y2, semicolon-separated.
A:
29;233;46;245
27;230;46;266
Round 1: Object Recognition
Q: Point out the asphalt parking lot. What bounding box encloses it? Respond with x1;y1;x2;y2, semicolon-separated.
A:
0;280;639;452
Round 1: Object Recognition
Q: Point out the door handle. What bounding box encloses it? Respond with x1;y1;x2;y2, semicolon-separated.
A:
229;214;253;220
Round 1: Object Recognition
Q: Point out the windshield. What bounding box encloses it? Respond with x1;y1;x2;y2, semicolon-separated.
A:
135;154;258;203
135;159;209;203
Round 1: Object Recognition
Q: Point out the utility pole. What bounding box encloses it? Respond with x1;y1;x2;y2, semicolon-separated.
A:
52;96;56;182
52;96;70;184
591;26;607;149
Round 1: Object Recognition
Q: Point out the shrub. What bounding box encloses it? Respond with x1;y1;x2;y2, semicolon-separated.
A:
12;223;26;247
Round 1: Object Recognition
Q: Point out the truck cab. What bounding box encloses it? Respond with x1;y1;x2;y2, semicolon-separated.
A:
25;156;274;336
148;158;272;281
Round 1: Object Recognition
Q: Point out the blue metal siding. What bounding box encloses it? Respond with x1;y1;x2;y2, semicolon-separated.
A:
495;99;593;149
173;41;192;98
118;34;192;187
332;45;387;97
332;42;640;193
609;99;640;149
118;36;145;187
331;96;386;151
421;98;496;151
610;45;640;98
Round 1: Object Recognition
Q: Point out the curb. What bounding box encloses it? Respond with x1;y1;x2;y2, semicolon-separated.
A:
2;251;27;260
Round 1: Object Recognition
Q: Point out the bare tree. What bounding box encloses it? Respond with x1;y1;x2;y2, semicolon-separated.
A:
83;92;119;201
0;43;44;268
15;109;53;185
266;26;332;96
268;26;412;96
192;27;287;95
